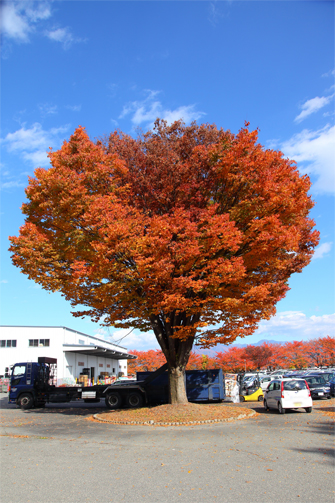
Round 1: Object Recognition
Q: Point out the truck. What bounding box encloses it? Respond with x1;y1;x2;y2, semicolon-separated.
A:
8;357;225;410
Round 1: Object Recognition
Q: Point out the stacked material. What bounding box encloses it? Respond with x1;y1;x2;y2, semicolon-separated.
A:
225;374;240;403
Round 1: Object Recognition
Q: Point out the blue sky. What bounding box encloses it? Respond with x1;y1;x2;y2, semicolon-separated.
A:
1;0;334;351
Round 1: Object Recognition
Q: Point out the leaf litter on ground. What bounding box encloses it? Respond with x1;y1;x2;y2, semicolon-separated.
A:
92;403;256;425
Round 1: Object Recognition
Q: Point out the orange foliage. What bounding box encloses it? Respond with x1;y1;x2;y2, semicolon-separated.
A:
127;350;166;375
129;336;334;374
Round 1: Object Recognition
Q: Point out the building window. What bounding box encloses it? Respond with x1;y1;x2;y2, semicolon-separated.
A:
29;339;50;347
79;339;84;345
0;340;16;348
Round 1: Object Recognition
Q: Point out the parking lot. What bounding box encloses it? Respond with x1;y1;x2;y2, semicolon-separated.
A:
0;393;334;503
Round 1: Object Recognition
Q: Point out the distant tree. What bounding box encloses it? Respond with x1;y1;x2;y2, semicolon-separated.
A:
278;341;310;369
9;121;319;404
305;336;335;367
127;349;166;375
215;346;246;373
242;343;274;370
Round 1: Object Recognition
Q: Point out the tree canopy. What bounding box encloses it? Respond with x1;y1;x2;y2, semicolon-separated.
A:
9;120;319;403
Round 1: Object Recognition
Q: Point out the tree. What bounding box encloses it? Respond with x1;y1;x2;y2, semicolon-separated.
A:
305;336;335;367
9;120;319;404
278;341;310;369
242;343;274;371
215;346;246;373
127;349;166;375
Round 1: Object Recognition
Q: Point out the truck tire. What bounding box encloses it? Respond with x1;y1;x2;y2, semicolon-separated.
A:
19;393;34;410
105;392;122;410
126;392;144;408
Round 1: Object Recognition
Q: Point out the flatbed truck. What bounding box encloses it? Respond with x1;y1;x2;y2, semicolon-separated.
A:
8;357;225;410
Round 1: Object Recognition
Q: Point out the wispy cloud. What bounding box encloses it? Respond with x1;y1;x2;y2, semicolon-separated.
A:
95;327;159;351
66;104;82;112
119;90;205;129
1;1;51;43
1;122;69;169
38;103;58;117
1;1;83;50
322;69;335;78
281;124;335;195
254;311;335;341
294;94;334;123
312;242;332;260
44;26;85;50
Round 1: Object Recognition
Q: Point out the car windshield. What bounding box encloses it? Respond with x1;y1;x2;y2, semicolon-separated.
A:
320;374;333;382
283;380;307;391
305;376;326;385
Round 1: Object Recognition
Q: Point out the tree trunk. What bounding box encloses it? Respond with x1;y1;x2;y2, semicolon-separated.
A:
168;365;188;404
150;312;199;404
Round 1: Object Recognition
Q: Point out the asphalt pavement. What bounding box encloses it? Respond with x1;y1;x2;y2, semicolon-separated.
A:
0;393;334;503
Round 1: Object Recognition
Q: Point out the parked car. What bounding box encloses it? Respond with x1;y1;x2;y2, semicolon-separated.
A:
329;378;335;397
303;375;331;399
260;376;274;391
316;372;335;383
263;378;312;414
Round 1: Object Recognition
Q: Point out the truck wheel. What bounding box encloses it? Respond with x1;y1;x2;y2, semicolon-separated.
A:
19;393;34;410
105;392;122;410
126;392;144;408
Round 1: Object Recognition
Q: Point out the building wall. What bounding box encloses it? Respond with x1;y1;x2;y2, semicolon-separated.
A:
0;326;129;380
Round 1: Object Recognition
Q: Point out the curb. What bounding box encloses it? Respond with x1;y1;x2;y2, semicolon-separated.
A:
92;409;256;426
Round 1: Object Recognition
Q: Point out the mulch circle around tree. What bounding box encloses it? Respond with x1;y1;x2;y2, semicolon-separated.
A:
91;403;257;426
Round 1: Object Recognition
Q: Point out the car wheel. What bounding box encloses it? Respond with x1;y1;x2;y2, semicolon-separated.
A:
19;393;34;410
305;407;312;413
278;402;286;414
264;400;269;411
327;395;331;400
258;395;263;402
240;395;245;402
126;392;144;408
105;392;122;410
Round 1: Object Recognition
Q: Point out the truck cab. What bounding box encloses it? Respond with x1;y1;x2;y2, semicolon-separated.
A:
9;357;57;409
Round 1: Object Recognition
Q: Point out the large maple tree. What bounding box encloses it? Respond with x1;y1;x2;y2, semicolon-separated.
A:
9;120;319;403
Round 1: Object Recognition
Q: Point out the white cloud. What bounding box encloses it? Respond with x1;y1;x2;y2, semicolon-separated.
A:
44;27;84;50
255;311;335;341
312;242;332;260
1;1;83;50
38;103;58;116
0;280;9;284
1;122;69;169
66;105;82;112
295;94;334;123
1;1;51;42
281;124;335;195
119;90;205;129
95;327;160;351
322;69;335;78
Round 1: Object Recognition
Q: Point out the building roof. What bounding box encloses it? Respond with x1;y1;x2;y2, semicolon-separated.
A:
63;344;137;360
0;325;128;350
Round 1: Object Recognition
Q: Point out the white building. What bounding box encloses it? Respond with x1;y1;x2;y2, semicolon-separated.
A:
0;326;136;382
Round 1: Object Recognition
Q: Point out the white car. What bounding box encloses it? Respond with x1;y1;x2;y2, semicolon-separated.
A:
260;375;285;391
263;378;313;414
